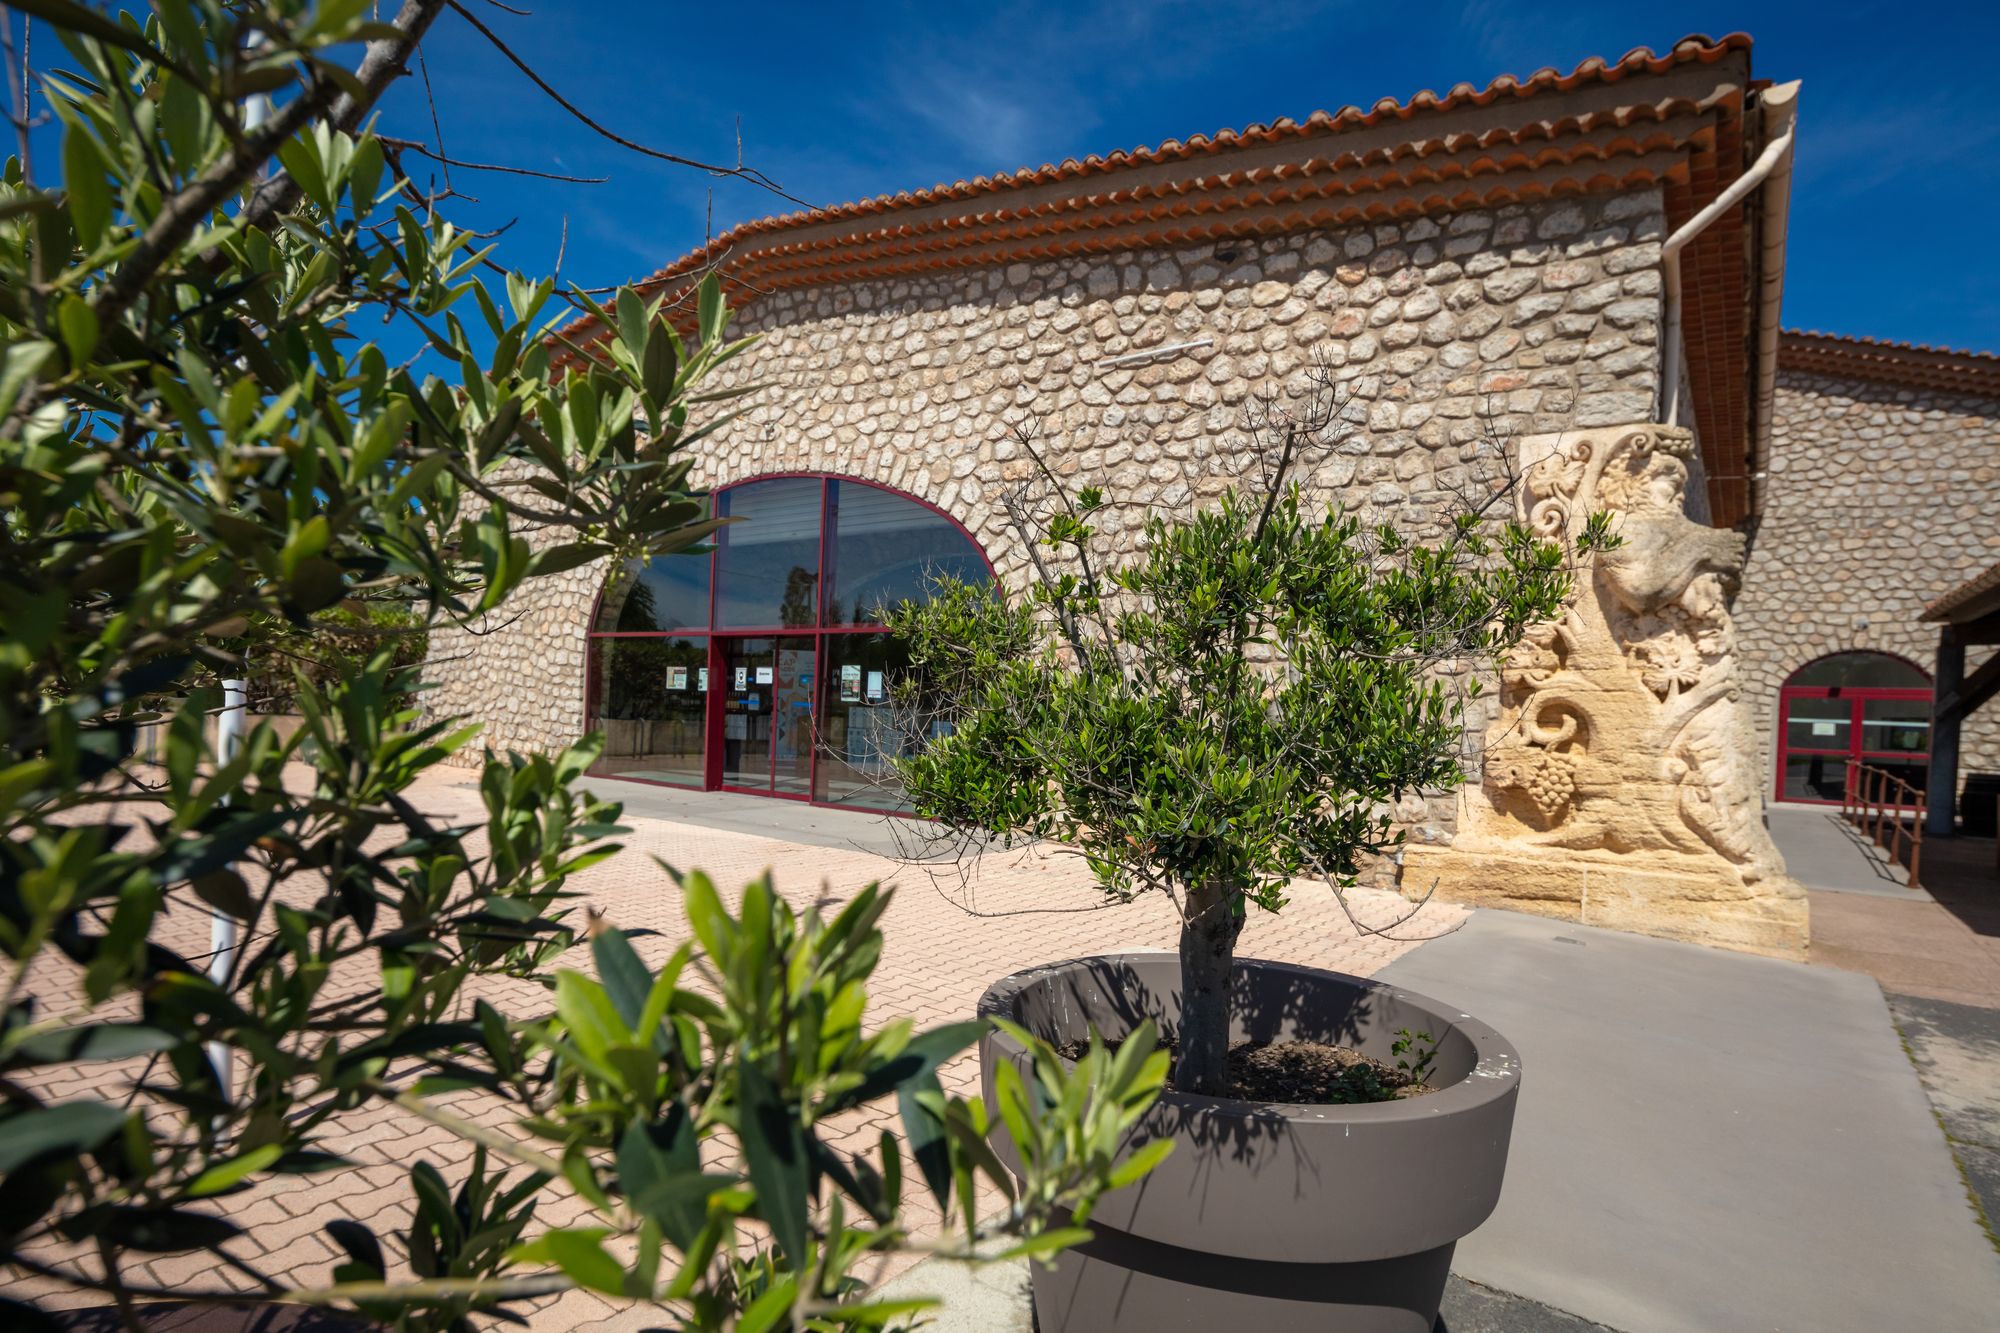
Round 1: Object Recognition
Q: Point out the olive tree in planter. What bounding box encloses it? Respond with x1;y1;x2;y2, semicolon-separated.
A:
887;377;1610;1330
0;3;1167;1329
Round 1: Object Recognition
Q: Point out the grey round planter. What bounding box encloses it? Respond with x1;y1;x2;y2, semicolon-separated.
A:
978;952;1520;1333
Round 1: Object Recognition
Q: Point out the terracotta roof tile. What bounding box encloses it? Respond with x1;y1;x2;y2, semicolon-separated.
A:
1780;330;2000;400
556;34;1769;523
560;34;1751;332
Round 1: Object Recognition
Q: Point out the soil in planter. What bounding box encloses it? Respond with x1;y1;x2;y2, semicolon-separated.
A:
1057;1036;1438;1105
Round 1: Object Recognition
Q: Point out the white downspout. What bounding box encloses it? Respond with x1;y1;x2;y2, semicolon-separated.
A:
207;676;248;1102
1746;82;1800;521
1658;84;1800;429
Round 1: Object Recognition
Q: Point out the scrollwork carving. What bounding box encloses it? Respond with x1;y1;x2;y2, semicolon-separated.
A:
1470;425;1787;882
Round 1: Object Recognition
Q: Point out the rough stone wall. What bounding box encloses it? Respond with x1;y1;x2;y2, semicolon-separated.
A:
1734;372;2000;794
424;188;1670;769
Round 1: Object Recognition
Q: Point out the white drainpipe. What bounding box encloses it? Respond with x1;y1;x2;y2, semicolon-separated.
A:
208;676;248;1102
1658;82;1800;437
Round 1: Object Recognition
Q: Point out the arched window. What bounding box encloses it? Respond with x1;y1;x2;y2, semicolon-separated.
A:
1776;652;1932;804
584;475;991;810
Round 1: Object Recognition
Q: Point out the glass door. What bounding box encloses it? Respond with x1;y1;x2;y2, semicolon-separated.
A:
1777;687;1932;804
1778;694;1853;803
715;636;817;797
772;637;817;797
718;638;775;791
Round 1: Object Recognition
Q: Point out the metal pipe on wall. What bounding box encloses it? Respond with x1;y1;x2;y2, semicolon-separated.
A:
207;677;248;1101
1657;85;1800;431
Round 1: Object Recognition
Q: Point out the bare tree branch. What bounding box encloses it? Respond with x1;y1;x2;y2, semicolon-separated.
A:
377;134;609;183
91;0;449;335
443;0;813;209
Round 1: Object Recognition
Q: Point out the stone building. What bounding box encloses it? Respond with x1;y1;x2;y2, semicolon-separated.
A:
1734;332;2000;811
424;34;1996;958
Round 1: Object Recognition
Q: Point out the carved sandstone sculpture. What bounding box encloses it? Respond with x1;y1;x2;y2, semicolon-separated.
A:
1404;425;1808;958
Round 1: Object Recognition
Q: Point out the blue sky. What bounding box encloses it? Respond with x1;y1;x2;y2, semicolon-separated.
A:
375;0;1998;352
34;2;1998;351
378;0;2000;350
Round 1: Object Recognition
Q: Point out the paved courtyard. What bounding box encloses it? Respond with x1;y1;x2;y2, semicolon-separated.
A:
18;767;1462;1328
24;776;2000;1331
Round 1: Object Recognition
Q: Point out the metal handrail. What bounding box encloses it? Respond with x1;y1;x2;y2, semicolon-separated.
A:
1841;763;1924;891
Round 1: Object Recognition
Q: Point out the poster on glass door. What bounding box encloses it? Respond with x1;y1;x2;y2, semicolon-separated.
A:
840;664;862;702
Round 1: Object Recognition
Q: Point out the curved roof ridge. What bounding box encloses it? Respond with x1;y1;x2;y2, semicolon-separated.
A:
1783;328;2000;364
565;32;1751;328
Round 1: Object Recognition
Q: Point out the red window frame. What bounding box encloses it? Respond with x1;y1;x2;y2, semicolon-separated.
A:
582;472;993;813
1774;656;1933;807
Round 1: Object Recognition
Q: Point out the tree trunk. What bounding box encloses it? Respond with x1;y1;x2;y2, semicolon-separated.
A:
1175;880;1242;1096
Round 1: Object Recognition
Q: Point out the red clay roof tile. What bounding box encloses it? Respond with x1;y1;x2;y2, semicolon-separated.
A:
556;34;1770;522
1780;330;2000;400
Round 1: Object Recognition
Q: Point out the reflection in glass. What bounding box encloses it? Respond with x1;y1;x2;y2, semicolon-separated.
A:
608;547;711;632
1862;697;1931;755
1787;652;1929;690
1782;755;1850;803
1784;698;1850;752
715;478;823;628
815;634;922;810
588;637;708;785
772;637;816;796
718;638;775;789
828;481;989;625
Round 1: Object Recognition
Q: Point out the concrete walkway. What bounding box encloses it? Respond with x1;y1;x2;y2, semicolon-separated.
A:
1378;911;2000;1333
1765;802;1915;896
1759;799;2000;1007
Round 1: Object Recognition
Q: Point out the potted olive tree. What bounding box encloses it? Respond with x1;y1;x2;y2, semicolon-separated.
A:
887;375;1608;1330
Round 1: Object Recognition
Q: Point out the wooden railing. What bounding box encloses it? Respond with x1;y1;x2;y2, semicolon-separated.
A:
1841;763;1924;891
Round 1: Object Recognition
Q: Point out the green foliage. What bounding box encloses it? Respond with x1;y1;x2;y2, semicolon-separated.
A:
242;601;432;714
1392;1028;1438;1086
888;399;1607;1092
0;3;1163;1326
893;484;1587;902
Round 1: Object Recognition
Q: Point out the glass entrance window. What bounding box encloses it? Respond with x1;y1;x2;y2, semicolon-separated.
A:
585;476;991;810
587;636;709;786
815;633;913;809
715;478;824;629
827;480;989;626
1775;653;1933;806
772;638;817;796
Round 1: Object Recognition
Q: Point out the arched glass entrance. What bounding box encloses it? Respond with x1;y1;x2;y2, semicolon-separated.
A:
1775;652;1932;804
585;475;990;810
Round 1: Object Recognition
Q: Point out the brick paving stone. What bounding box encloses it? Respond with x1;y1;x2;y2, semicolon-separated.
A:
12;764;1464;1322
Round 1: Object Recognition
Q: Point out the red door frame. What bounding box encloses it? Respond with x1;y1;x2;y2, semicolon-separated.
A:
584;472;995;812
1774;682;1934;806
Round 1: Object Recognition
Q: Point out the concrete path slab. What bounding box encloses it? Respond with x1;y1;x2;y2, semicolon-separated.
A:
1377;911;2000;1333
452;775;918;857
1765;803;1917;896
